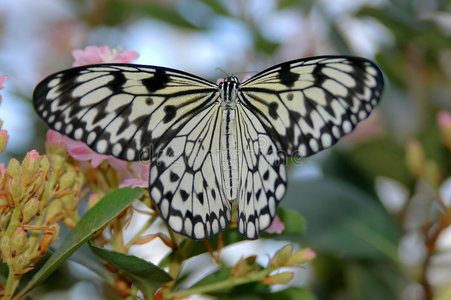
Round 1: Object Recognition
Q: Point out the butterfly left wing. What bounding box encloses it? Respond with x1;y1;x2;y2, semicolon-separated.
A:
238;56;384;158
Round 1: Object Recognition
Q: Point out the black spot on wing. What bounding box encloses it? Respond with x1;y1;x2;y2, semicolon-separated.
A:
278;63;299;88
109;71;127;93
180;190;189;201
268;102;279;120
142;69;170;92
169;171;179;182
163;105;177;123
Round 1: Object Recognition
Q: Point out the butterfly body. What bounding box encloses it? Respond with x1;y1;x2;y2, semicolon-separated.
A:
33;56;384;240
219;76;240;200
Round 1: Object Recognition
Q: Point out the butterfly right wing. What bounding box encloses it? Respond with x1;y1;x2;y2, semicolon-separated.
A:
33;64;219;161
149;104;231;240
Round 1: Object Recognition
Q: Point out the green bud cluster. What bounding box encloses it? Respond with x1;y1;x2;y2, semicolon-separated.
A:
0;138;85;295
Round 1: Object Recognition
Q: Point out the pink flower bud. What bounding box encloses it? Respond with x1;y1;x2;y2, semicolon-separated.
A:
287;248;316;265
438;111;451;150
22;150;41;185
7;158;20;178
231;256;259;277
0;163;6;176
59;171;76;190
0;129;8;153
11;228;27;254
261;272;294;285
1;235;11;258
44;199;63;225
269;244;293;268
8;178;23;205
0;75;7;87
438;111;451;130
87;193;100;210
266;215;285;234
22;198;40;223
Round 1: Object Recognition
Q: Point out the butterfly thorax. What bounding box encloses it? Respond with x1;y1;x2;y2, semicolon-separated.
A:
219;76;240;201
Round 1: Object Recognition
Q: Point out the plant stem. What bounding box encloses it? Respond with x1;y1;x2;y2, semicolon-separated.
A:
166;268;273;299
2;267;21;300
125;216;156;249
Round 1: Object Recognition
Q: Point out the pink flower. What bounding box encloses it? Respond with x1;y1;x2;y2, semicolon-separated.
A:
0;75;7;87
46;130;65;148
266;215;285;234
216;78;224;85
119;162;149;188
46;130;128;171
438;111;451;130
242;75;251;82
72;46;139;67
0;163;6;176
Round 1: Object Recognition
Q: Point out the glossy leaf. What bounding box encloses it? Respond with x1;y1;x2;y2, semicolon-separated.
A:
89;242;172;297
284;178;399;259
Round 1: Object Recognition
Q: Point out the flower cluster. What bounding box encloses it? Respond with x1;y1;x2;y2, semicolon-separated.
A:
0;77;85;298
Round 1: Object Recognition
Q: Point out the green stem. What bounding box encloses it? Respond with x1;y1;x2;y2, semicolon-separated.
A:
166;268;273;299
125;216;157;250
2;266;21;300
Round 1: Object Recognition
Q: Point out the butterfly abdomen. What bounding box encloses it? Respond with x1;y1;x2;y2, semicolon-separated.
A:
220;76;240;200
221;108;239;200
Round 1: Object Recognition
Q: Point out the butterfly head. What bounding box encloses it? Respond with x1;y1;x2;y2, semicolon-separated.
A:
219;75;240;109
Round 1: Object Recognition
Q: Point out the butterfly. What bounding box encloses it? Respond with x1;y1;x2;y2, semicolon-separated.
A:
33;56;384;240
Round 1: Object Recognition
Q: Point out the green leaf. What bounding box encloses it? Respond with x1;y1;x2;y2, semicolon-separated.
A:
192;267;233;290
89;242;172;297
15;187;145;299
265;287;317;300
284;178;400;260
276;207;305;235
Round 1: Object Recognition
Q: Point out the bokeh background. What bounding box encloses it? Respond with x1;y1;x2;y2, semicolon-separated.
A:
1;0;451;299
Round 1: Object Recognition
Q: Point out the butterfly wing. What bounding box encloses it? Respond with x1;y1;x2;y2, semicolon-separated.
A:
33;64;219;161
149;104;231;240
239;56;384;157
234;56;383;237
235;104;287;239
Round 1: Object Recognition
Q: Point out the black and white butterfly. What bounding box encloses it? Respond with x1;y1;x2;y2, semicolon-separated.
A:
33;56;384;240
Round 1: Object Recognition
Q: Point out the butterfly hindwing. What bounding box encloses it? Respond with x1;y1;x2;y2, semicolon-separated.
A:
235;104;287;239
149;104;231;240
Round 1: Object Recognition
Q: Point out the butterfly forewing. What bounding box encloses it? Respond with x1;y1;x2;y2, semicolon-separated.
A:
33;64;218;161
239;56;383;158
33;56;384;240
